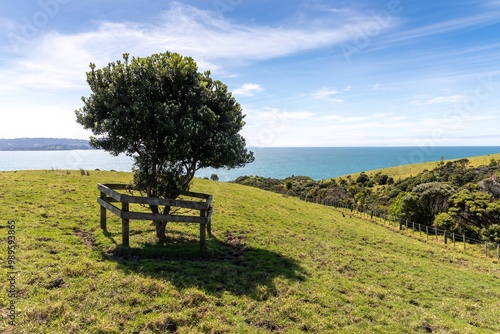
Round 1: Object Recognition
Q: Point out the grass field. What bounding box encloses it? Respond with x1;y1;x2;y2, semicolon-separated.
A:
1;169;500;333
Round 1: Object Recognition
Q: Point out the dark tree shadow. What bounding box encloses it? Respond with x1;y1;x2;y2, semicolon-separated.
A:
99;231;307;298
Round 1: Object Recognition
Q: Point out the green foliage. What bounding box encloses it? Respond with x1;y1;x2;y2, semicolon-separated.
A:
389;191;407;219
448;190;491;228
75;52;253;199
356;172;370;185
481;224;500;243
210;174;219;181
377;174;389;185
234;155;500;237
401;182;455;226
434;212;455;231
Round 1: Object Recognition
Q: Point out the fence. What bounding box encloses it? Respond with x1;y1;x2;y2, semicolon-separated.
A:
301;197;500;261
97;184;213;249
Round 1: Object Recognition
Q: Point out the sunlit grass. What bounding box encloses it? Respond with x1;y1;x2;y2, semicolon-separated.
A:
0;170;499;333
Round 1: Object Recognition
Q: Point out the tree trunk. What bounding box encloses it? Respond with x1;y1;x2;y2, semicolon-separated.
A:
150;204;169;242
155;221;167;241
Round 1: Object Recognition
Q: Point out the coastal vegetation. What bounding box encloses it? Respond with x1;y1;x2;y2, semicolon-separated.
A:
1;169;500;333
235;153;500;244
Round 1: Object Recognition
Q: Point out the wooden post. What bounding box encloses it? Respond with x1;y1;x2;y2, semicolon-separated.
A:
405;220;408;233
497;244;499;260
426;226;429;241
412;222;415;234
452;233;455;248
122;201;129;247
207;207;212;237
463;234;466;250
100;191;107;230
200;209;207;250
485;242;488;257
435;227;438;242
443;230;447;244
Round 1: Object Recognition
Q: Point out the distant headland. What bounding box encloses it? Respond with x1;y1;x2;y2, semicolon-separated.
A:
0;138;94;151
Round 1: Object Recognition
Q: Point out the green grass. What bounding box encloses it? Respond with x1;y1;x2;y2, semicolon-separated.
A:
1;170;500;333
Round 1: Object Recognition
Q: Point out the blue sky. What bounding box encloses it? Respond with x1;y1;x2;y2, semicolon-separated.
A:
1;0;500;146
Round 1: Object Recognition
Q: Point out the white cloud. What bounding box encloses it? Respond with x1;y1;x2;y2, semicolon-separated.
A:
0;2;388;93
410;95;469;105
373;83;382;91
311;88;344;103
233;83;263;96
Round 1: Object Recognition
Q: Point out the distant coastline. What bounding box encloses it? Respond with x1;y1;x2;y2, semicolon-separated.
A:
0;138;94;151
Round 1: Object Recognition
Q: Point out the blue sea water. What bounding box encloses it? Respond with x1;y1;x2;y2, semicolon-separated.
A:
0;147;499;181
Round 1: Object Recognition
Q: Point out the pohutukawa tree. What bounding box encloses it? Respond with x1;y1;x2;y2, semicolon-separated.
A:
75;52;254;241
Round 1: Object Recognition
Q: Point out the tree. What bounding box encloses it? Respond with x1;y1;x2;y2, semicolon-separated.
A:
75;52;254;241
356;172;370;185
377;174;389;185
447;189;500;232
400;182;455;225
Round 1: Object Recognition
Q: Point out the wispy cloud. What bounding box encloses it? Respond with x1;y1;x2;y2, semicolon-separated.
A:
309;86;352;103
387;11;500;43
233;83;263;97
410;95;469;105
0;2;377;93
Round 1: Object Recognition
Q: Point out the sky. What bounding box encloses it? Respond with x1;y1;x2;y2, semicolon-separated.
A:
1;0;500;147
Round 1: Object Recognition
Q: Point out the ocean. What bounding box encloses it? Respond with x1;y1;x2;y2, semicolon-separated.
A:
1;147;499;181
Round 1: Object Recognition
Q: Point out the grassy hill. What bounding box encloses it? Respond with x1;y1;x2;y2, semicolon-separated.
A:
1;170;500;333
344;152;500;182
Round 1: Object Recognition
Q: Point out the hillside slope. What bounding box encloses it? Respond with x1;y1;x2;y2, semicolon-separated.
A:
0;171;499;333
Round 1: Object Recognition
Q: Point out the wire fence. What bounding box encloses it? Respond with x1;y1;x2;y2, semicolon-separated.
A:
301;197;500;261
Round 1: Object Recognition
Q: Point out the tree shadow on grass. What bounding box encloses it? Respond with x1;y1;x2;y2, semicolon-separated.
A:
100;230;307;298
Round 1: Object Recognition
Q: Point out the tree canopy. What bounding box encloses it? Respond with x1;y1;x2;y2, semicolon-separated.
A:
76;52;254;199
75;52;254;241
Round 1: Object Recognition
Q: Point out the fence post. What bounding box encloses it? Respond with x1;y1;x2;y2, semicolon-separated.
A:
426;226;429;241
405;220;408;234
419;224;421;237
100;191;107;230
200;209;207;250
443;230;447;244
452;233;455;248
497;244;500;260
435;227;438;242
485;242;488;257
463;234;466;250
207;207;212;237
412;222;415;234
121;201;130;248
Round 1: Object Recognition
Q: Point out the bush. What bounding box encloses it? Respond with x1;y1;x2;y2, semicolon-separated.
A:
482;224;500;243
434;212;455;230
